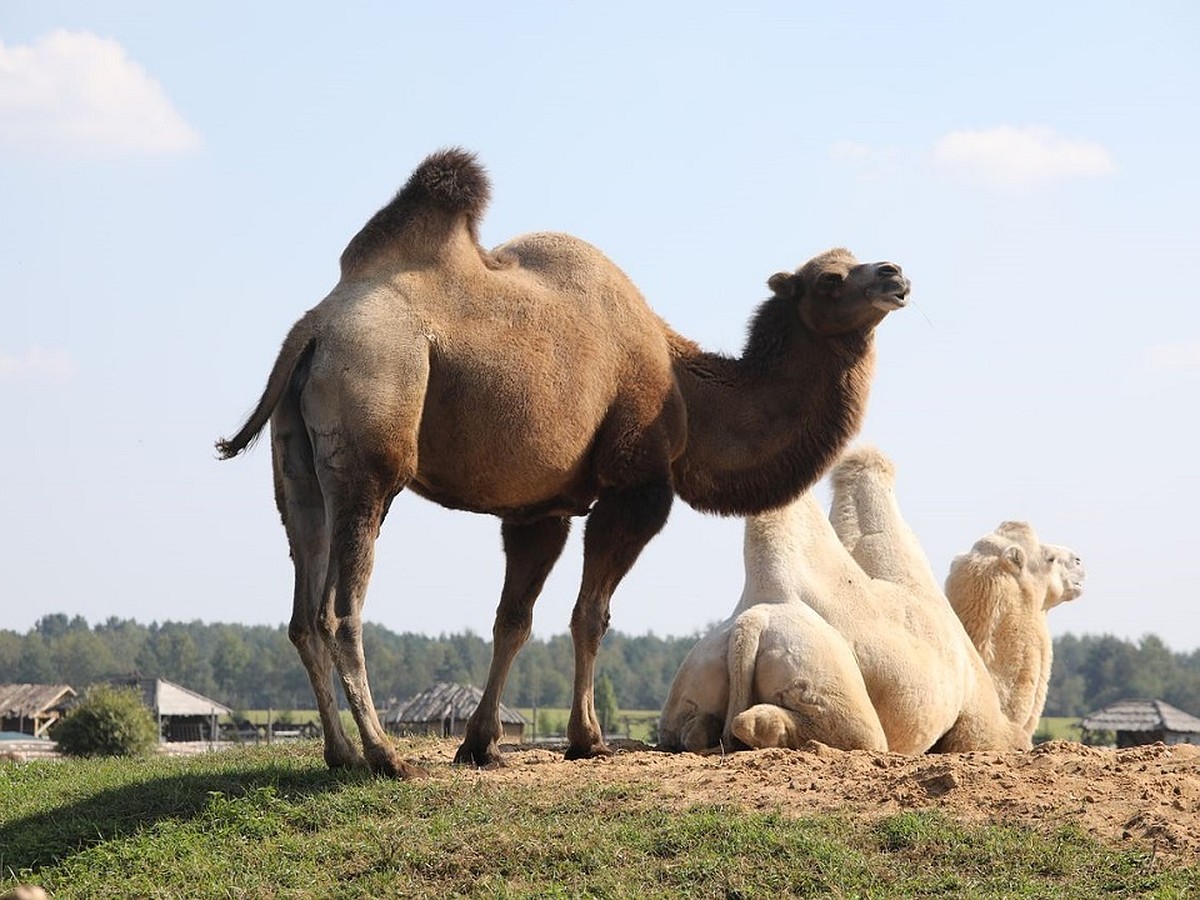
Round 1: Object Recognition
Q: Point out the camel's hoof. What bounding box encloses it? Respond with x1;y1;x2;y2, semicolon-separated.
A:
564;742;612;761
324;748;368;771
368;752;428;779
452;742;504;768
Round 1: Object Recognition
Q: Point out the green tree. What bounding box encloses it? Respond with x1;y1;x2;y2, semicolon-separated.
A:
596;671;618;735
52;684;159;757
211;628;252;704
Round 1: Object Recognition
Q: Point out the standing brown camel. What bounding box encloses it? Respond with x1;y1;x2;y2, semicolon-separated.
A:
216;149;909;777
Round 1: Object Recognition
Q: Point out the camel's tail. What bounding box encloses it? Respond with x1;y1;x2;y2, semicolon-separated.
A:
724;608;768;744
339;147;491;274
215;319;316;460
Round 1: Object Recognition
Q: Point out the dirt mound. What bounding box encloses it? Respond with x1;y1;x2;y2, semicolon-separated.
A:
410;739;1200;858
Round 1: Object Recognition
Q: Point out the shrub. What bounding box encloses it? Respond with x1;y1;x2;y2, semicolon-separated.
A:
52;684;160;758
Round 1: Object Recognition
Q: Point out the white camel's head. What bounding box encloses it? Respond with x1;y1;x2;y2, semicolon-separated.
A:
965;521;1085;614
1041;543;1085;609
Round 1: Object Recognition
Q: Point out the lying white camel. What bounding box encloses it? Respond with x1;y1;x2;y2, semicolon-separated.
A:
660;446;1024;755
945;522;1085;742
657;488;887;753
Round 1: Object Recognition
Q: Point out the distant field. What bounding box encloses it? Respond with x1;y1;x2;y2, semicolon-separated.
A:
1035;716;1084;742
516;708;660;742
234;710;1085;746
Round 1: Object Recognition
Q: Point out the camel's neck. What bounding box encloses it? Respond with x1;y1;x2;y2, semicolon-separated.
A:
666;309;876;516
735;490;856;611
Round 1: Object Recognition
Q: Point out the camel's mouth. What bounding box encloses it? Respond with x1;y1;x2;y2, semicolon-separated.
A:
1061;571;1086;601
869;277;911;311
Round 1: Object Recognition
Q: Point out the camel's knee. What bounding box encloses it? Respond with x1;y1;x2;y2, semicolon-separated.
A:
288;614;319;652
569;598;610;648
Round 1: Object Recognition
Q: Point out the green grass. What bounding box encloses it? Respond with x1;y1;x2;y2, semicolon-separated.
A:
518;707;661;742
1034;717;1085;743
5;741;1193;898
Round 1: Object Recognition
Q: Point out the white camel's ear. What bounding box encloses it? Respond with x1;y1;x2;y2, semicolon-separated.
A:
768;272;799;298
1001;544;1026;574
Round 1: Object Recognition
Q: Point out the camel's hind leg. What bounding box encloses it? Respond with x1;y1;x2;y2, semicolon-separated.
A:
272;412;362;769
316;479;426;779
567;479;673;759
455;516;571;767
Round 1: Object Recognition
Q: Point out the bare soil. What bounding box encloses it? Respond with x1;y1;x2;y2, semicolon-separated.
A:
408;738;1200;860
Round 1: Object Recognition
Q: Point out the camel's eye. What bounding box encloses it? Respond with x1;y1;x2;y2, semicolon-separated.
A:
817;272;844;290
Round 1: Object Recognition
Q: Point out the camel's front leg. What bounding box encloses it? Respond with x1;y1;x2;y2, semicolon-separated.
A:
567;481;673;759
456;517;570;767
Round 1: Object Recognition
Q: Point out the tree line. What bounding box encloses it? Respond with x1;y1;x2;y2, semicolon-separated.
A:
3;614;1199;718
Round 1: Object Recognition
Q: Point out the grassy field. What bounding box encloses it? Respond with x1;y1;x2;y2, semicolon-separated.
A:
2;740;1196;898
1034;717;1087;743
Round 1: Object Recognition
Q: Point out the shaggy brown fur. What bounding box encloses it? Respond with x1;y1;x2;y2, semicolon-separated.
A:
216;150;908;777
669;249;894;515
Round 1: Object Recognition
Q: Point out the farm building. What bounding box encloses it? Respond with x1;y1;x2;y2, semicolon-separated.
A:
1080;698;1200;748
0;683;77;737
384;682;527;739
109;677;233;743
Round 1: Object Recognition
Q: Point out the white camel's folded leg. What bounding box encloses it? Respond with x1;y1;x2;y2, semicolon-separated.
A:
730;704;810;749
730;604;887;751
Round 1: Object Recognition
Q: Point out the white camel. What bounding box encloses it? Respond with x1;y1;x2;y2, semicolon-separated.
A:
660;446;1027;755
945;522;1085;742
657;488;887;753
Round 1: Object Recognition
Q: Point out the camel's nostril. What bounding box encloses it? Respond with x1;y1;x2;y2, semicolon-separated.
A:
876;263;901;277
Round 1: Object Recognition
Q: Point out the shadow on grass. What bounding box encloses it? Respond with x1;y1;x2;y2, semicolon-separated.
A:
0;754;350;874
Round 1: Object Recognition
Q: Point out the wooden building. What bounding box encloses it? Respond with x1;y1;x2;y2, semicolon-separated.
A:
110;677;232;743
384;682;527;739
0;683;77;737
1080;698;1200;748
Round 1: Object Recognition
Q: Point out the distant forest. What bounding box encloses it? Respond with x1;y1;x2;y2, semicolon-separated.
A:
3;614;1200;718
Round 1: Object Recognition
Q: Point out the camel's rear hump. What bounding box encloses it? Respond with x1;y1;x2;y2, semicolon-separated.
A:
340;148;494;276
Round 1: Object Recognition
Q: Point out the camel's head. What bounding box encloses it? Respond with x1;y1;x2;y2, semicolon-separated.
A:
957;521;1085;615
767;247;910;336
1041;543;1085;609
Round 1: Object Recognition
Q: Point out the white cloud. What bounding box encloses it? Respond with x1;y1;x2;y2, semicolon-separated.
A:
0;30;200;156
0;346;75;384
1147;340;1200;371
932;126;1115;187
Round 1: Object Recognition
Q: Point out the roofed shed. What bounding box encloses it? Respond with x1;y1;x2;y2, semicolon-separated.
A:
385;682;527;739
1081;698;1200;748
110;677;232;742
0;683;77;737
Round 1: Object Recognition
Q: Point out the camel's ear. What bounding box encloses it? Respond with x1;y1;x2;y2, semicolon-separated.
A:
768;272;800;299
1001;544;1026;574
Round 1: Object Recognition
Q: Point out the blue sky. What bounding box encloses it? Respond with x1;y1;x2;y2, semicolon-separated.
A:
2;3;1198;650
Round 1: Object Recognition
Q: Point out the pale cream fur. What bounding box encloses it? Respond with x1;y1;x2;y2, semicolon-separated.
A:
660;446;1028;756
946;523;1084;742
658;490;887;753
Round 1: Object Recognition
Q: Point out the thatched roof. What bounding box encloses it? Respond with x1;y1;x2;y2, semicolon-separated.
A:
385;682;526;726
0;683;76;718
1081;698;1200;735
109;677;231;717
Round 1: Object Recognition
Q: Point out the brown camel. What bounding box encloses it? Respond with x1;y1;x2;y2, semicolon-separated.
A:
216;148;909;777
